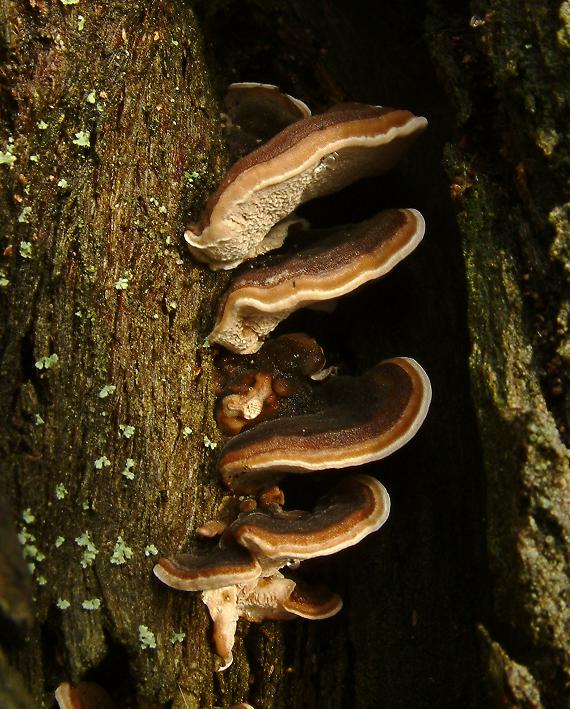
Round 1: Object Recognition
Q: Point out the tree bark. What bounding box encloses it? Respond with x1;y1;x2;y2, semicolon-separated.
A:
0;0;568;708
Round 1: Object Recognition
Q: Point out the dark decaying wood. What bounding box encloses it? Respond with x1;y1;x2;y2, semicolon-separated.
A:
0;0;567;707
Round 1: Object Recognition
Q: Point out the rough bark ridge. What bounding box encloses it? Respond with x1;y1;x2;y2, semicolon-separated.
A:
428;1;570;706
0;2;237;707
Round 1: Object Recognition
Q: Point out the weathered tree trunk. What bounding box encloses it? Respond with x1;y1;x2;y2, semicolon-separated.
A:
1;0;568;707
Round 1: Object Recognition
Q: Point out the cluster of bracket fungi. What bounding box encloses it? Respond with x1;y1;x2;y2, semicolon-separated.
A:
153;83;432;671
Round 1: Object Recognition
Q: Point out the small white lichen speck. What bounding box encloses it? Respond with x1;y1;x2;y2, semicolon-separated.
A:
19;240;32;257
18;208;32;224
75;531;98;568
121;458;135;480
203;434;217;450
55;483;68;500
18;528;35;545
119;424;135;439
22;508;35;524
0;149;16;166
82;598;101;610
144;544;158;557
114;276;129;290
35;353;59;370
56;598;70;610
182;426;193;439
94;455;111;469
98;384;116;398
138;625;157;650
72;130;90;147
110;536;134;565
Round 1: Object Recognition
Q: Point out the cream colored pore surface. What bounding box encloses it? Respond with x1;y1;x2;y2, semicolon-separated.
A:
186;116;426;268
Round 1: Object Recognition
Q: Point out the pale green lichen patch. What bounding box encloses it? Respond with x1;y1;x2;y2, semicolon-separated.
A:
56;598;71;610
18;527;35;546
37;575;47;586
18;208;32;224
203;434;217;450
94;455;111;469
37;120;48;130
144;544;158;557
30;154;39;163
75;531;98;568
57;178;69;188
86;90;97;104
170;631;186;644
119;424;135;438
0;138;16;166
35;414;44;425
22;508;35;524
77;15;85;30
36;353;58;369
121;458;135;480
98;384;116;398
182;426;193;438
55;483;68;500
35;353;59;370
114;276;129;290
22;543;39;559
0;270;9;287
110;536;134;565
138;625;157;650
82;598;101;610
19;240;32;257
55;536;65;548
72;131;90;147
0;151;16;166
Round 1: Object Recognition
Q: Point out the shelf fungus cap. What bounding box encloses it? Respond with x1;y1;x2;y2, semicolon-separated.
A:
185;104;427;270
219;357;432;493
231;475;390;559
210;208;425;353
225;83;311;135
223;83;312;164
55;682;115;709
281;580;343;619
153;542;261;591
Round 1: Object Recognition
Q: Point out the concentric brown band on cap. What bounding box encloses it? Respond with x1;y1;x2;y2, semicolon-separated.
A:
231;475;390;559
219;357;431;494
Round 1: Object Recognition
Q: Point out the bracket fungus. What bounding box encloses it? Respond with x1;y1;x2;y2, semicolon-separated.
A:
55;682;115;709
224;82;311;160
230;475;390;560
209;208;425;353
185;103;427;269
154;475;384;669
156;88;432;670
219;357;431;494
